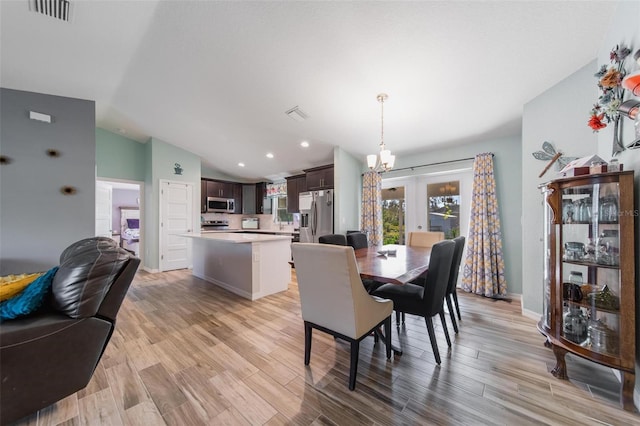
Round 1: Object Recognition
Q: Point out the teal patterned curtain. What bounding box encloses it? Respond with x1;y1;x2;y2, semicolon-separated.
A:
361;171;383;246
461;153;507;297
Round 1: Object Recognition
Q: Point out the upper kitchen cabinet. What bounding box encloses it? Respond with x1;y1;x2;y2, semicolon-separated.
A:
304;164;333;190
232;183;243;213
201;180;207;213
202;179;243;213
255;182;271;214
207;180;234;198
286;174;306;213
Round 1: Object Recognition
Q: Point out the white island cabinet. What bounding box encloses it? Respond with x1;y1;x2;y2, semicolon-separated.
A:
184;233;292;300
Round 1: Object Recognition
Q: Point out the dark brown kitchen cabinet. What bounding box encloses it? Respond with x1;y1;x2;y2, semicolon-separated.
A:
255;182;270;214
232;183;243;213
207;180;234;198
201;180;207;213
304;164;333;190
286;174;306;213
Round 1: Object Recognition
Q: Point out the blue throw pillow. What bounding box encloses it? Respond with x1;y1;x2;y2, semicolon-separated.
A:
0;266;58;322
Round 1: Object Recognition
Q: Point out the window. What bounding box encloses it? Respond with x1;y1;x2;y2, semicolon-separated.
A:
427;181;460;239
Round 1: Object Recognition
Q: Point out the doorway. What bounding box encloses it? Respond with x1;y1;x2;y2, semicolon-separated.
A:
381;186;406;244
95;179;143;262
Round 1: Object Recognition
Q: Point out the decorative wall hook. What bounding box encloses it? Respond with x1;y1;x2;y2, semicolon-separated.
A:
60;186;77;195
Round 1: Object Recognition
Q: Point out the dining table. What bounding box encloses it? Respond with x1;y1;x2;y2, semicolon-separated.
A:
354;244;431;285
353;244;432;355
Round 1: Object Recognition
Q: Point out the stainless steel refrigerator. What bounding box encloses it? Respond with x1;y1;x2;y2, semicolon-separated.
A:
299;190;333;243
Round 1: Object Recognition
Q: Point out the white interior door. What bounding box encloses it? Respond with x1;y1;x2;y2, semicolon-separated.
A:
95;182;112;238
160;181;193;271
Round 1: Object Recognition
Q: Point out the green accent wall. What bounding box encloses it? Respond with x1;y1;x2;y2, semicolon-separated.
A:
144;137;201;271
96;128;146;181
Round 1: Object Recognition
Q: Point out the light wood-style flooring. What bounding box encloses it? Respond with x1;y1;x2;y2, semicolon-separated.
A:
12;269;639;425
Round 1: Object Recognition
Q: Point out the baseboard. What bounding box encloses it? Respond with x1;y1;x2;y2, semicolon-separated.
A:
141;266;159;273
521;307;540;321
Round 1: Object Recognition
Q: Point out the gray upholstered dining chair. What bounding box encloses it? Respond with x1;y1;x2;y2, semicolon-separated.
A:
291;243;394;390
346;232;368;250
318;234;347;245
372;240;455;365
444;236;466;334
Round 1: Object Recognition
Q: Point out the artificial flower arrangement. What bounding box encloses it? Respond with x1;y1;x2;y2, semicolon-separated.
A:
588;44;632;133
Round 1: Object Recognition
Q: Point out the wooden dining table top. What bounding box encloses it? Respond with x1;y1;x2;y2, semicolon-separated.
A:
354;244;431;285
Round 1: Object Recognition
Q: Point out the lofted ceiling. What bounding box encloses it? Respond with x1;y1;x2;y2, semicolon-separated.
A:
0;1;617;181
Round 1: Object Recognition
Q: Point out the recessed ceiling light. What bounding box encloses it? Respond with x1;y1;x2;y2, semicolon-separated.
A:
238;162;245;167
300;141;309;148
266;153;274;159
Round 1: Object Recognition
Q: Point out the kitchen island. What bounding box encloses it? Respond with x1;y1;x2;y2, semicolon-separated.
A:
184;233;293;300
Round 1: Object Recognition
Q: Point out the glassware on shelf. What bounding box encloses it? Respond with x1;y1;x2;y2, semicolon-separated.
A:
588;319;618;355
584;238;596;261
563;306;588;344
599;196;619;222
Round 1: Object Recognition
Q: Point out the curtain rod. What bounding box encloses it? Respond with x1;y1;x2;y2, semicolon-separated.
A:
386;153;494;173
362;153;494;175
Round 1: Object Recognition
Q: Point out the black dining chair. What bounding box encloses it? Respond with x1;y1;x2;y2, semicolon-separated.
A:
372;240;456;365
445;236;466;333
346;232;368;250
318;234;347;245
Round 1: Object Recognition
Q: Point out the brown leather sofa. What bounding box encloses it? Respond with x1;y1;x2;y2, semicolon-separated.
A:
0;237;140;425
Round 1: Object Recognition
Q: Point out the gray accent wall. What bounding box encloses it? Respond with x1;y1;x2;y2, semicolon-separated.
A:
0;88;95;274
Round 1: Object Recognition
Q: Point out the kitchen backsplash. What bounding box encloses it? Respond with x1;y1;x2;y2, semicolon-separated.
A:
201;212;298;231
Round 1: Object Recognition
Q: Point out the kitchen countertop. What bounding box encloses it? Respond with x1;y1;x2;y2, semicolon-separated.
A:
185;232;293;243
200;228;299;235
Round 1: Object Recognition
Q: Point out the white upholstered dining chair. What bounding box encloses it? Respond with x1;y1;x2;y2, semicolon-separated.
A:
407;231;445;248
291;243;394;390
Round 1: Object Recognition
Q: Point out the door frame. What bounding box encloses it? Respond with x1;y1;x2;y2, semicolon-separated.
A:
96;177;144;264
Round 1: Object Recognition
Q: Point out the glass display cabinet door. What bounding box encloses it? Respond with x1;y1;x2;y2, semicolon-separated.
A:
560;181;621;356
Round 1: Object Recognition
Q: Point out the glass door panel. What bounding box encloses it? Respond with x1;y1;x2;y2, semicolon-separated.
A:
382;186;405;244
427;181;460;239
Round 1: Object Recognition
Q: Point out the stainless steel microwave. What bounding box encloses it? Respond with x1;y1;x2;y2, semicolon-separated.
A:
207;197;235;213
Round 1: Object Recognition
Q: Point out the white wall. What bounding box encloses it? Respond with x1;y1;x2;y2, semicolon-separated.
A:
389;136;522;294
521;60;599;317
334;147;363;234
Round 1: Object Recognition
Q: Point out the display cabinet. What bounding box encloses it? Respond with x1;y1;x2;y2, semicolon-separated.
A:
538;170;635;410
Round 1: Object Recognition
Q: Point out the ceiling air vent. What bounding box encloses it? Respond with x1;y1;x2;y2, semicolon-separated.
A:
29;0;72;22
285;106;308;122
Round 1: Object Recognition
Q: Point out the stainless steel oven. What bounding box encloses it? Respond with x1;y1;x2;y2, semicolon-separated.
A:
206;197;235;213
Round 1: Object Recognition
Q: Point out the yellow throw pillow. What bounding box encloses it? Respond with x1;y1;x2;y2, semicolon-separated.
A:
0;273;43;302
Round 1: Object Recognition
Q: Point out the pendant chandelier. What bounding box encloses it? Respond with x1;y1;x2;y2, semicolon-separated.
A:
367;93;395;172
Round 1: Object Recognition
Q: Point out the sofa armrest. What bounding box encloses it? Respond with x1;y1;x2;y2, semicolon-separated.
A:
0;314;112;424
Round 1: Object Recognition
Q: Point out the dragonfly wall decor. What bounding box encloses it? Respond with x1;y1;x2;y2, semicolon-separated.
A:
532;141;577;178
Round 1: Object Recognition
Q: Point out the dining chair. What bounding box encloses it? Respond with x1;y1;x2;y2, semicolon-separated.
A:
407;231;445;248
445;236;466;333
346;232;368;250
372;240;455;365
318;234;347;245
395;230;445;325
291;243;393;390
